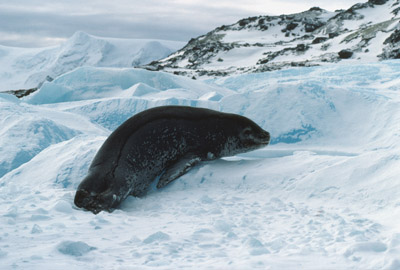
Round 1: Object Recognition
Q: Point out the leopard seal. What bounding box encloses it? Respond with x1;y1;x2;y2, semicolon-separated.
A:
74;105;270;214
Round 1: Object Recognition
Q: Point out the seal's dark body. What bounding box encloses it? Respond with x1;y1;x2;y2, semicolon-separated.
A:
75;106;270;214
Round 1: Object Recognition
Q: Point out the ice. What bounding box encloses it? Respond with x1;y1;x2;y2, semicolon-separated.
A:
344;242;388;257
24;66;234;104
0;60;400;269
143;232;171;244
57;241;96;257
0;97;104;178
246;237;271;256
53;200;74;213
0;93;19;103
128;83;161;97
0;31;185;91
31;224;43;234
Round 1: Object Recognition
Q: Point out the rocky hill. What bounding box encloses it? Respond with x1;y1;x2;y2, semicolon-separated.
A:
145;0;400;78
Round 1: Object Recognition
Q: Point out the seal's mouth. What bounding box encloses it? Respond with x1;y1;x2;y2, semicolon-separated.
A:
256;130;270;145
242;130;270;151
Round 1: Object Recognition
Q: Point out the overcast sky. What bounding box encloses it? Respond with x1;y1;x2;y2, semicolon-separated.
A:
0;0;361;48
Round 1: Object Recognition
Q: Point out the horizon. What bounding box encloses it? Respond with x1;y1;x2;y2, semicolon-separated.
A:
0;0;361;48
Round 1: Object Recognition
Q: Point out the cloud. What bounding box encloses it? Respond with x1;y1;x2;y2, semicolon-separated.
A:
0;0;360;47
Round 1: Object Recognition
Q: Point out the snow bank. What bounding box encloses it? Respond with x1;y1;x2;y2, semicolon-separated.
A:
24;66;233;130
0;96;106;178
215;62;400;149
1;61;400;269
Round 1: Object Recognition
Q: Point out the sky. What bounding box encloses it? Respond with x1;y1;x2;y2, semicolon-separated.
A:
0;0;362;48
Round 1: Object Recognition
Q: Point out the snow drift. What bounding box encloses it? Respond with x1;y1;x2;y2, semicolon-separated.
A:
0;31;185;92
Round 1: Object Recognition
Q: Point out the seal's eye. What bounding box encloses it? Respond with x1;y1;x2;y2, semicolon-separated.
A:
243;128;252;137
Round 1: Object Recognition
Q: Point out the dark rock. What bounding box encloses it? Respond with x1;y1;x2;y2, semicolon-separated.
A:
312;37;329;44
217;25;227;31
388;49;400;58
296;44;308;52
238;17;257;28
380;48;400;59
239;20;247;27
338;49;353;59
144;62;162;71
258;43;310;65
350;3;373;11
291;62;306;67
286;22;299;31
305;21;324;32
4;88;38;98
309;7;324;12
257;58;269;65
329;33;339;39
384;29;400;44
393;7;400;16
368;0;388;5
188;38;196;44
321;43;330;51
333;3;367;21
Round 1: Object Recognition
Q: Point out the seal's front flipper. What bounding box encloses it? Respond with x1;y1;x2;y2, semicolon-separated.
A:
157;154;201;189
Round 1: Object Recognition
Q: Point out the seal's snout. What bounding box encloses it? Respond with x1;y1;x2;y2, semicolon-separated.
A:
264;131;270;144
74;188;111;214
74;189;90;208
258;130;270;145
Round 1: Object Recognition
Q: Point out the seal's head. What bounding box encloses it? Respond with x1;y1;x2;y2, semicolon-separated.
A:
74;172;119;214
217;115;270;156
238;124;270;149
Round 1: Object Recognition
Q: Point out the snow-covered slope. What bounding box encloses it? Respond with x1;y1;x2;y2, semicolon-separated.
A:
146;0;400;78
0;31;184;92
1;61;400;269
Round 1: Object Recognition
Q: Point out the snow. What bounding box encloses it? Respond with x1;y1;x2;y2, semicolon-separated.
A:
0;31;185;91
1;60;400;269
57;241;97;257
24;66;233;104
207;47;267;70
